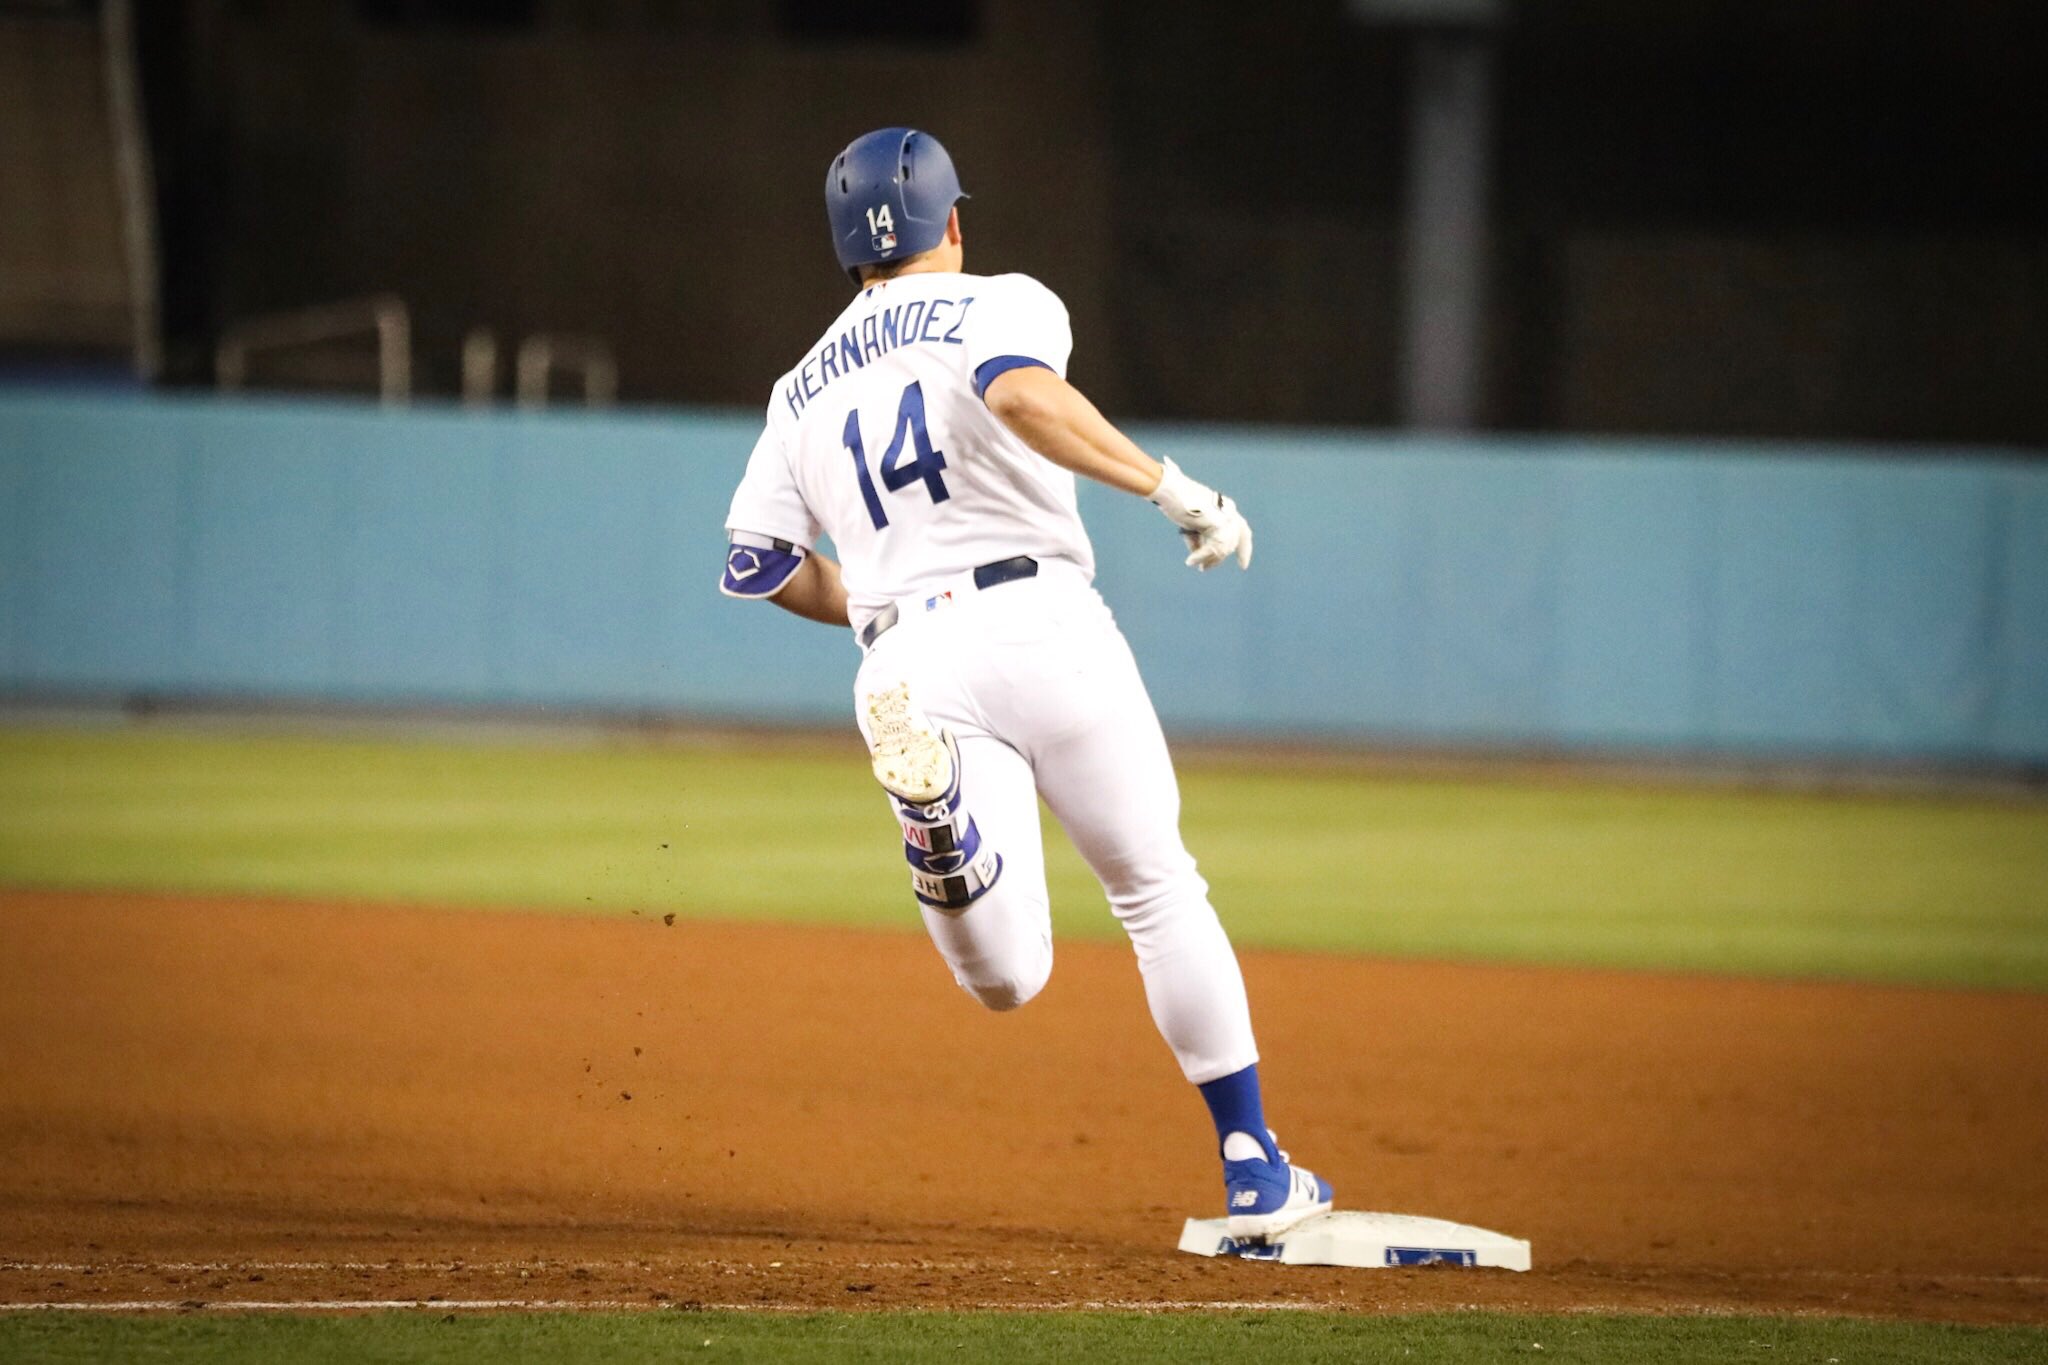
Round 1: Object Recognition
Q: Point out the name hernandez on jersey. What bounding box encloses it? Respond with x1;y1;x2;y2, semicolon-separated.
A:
722;272;1098;629
780;294;975;421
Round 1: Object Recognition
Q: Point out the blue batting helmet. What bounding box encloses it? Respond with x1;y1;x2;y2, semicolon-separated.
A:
825;127;968;280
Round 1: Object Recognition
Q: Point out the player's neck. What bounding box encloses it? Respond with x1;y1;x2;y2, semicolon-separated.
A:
858;257;961;289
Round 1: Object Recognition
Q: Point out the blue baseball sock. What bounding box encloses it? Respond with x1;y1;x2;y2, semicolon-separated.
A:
1198;1064;1277;1162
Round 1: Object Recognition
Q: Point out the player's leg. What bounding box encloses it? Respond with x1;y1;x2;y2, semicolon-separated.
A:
907;732;1052;1011
1024;647;1256;1083
854;660;1053;1012
1006;601;1332;1235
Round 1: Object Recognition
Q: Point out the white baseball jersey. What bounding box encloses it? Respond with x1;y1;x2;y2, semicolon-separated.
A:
723;271;1096;628
720;265;1261;1089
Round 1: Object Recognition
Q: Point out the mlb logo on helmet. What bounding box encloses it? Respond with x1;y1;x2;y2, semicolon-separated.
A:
873;231;897;253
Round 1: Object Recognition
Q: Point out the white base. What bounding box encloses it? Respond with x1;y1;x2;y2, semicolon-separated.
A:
1179;1211;1531;1272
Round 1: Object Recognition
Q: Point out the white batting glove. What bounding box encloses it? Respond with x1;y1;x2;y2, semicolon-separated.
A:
1149;459;1254;571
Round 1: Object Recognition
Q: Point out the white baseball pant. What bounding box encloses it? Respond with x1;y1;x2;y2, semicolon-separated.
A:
852;566;1260;1085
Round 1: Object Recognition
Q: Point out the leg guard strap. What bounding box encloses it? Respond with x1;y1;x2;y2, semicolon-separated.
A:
904;811;1003;910
911;843;1004;911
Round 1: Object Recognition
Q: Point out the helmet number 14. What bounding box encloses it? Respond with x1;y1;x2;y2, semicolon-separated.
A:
844;380;950;531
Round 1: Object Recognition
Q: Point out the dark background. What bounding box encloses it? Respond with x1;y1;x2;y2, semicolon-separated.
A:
32;0;2048;442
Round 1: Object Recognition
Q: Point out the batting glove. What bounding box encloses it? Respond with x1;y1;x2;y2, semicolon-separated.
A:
1149;459;1254;571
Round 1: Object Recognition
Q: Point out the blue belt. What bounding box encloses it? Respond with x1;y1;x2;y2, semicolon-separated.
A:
858;556;1039;650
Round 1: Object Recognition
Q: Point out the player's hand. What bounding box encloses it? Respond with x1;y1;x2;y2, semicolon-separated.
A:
1180;504;1253;571
1149;459;1254;571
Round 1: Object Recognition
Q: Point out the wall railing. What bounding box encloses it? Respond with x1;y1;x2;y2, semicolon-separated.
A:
514;333;618;408
215;295;412;405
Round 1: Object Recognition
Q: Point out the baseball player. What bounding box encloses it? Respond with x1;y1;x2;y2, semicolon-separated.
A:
719;127;1332;1239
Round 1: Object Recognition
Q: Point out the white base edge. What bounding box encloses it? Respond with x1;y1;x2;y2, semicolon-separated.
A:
1179;1210;1532;1272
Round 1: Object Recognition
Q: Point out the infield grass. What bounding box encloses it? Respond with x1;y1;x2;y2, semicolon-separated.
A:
4;1309;2046;1364
2;724;2045;990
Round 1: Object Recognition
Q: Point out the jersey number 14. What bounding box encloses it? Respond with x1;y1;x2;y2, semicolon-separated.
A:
844;380;950;531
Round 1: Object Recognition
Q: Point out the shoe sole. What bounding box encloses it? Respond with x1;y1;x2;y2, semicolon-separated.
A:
1227;1197;1333;1243
866;684;953;805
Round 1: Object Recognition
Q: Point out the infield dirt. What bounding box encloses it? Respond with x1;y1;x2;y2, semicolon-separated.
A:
2;889;2044;1323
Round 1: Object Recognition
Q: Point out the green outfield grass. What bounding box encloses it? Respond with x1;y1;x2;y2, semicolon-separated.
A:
3;1309;2044;1364
1;725;2044;989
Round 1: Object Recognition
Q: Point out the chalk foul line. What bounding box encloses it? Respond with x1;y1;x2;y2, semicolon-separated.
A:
1;1298;1334;1314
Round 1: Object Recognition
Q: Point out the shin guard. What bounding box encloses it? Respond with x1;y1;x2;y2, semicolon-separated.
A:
895;737;1002;912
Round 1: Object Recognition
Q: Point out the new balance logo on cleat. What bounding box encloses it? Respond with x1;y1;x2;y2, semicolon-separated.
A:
1222;1135;1334;1241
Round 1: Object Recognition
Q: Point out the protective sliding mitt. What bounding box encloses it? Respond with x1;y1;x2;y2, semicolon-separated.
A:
1149;458;1254;571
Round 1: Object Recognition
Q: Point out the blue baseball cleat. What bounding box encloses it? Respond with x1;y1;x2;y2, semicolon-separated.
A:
1223;1133;1334;1241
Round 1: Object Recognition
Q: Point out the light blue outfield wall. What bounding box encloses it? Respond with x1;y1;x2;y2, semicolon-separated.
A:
2;390;2043;762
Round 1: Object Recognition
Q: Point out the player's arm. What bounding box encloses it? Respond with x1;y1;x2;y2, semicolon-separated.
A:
982;365;1160;494
769;552;851;627
721;398;850;624
983;365;1253;571
720;532;850;627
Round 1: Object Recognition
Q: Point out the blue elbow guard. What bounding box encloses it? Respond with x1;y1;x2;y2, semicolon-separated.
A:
721;533;806;598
